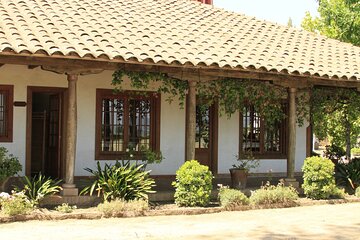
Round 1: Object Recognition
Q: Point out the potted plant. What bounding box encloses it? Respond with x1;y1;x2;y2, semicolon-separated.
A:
229;151;259;189
0;147;22;192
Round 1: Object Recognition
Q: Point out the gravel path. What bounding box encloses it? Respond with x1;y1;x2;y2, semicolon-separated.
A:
0;203;359;240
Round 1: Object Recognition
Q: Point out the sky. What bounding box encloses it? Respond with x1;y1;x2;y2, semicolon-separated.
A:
213;0;319;27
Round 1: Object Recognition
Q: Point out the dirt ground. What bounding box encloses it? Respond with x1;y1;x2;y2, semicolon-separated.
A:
0;203;359;240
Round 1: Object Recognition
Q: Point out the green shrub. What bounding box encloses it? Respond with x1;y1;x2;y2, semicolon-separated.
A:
0;191;33;216
55;203;77;213
81;161;155;201
98;199;148;217
218;187;249;210
249;181;298;207
0;147;22;182
172;160;213;207
355;187;360;198
302;156;344;199
335;158;360;191
17;173;62;205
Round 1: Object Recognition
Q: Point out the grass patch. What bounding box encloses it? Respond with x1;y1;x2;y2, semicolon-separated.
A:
55;203;77;213
218;187;249;210
98;199;149;217
250;181;299;208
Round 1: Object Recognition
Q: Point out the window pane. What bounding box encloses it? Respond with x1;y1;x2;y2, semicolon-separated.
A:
265;124;281;152
128;99;151;151
242;105;260;153
101;99;124;152
0;92;7;137
196;106;210;149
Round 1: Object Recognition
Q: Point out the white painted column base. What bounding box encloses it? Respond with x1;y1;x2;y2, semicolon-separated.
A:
284;178;300;189
61;183;79;196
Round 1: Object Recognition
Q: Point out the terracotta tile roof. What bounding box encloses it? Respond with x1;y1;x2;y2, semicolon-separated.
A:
0;0;359;80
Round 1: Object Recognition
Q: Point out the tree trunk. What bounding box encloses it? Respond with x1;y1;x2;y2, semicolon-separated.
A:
345;115;351;161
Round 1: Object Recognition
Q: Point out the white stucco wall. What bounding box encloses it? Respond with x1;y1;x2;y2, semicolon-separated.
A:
0;64;307;176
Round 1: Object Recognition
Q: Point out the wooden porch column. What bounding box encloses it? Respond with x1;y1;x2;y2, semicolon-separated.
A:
186;81;196;161
62;73;79;196
285;87;299;188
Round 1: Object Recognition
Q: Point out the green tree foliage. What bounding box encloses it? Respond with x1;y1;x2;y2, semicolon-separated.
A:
311;88;360;159
302;0;360;46
302;1;360;159
287;17;294;27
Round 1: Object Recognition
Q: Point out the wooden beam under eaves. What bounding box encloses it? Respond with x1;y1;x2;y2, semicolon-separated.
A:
0;53;359;89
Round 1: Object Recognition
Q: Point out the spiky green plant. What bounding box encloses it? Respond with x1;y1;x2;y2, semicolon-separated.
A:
81;161;155;201
17;173;62;205
336;158;360;191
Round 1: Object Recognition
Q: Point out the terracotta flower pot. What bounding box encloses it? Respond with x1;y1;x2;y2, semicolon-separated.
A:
229;168;248;189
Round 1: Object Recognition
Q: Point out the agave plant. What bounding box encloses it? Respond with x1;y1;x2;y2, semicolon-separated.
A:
335;158;360;192
81;161;155;201
16;173;62;205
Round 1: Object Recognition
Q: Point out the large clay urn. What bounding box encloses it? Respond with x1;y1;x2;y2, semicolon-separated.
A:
229;168;248;189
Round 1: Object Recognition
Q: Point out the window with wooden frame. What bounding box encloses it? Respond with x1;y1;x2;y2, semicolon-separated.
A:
239;104;287;159
0;85;13;142
95;89;160;160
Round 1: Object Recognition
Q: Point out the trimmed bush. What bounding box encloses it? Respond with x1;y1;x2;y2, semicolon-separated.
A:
218;187;249;210
249;181;298;207
302;156;344;199
81;161;155;201
172;160;213;207
0;191;33;216
98;199;148;217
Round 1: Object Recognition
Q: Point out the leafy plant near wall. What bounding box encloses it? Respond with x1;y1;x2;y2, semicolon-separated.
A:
0;147;22;182
112;70;310;128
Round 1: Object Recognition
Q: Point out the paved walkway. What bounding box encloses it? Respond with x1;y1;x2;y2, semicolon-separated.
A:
0;203;359;239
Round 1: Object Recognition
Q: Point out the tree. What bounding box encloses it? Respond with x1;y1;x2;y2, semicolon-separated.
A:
302;0;360;46
311;88;360;160
302;0;360;159
287;17;293;27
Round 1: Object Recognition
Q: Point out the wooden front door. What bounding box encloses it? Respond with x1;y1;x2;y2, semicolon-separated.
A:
194;103;218;173
27;87;64;179
46;94;62;178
